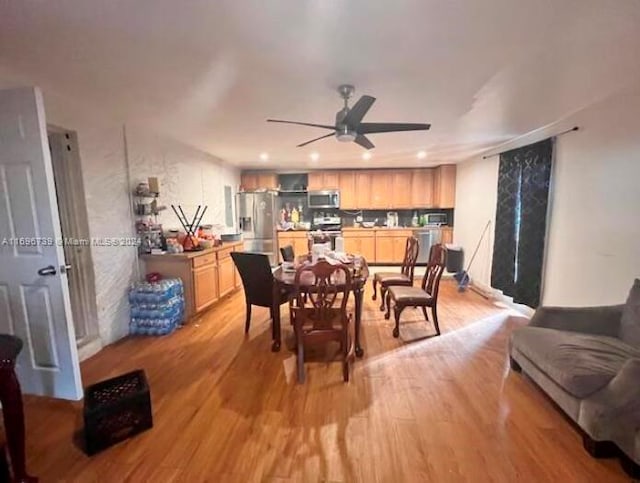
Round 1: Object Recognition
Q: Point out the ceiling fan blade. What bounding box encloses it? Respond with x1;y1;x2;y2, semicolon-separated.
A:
297;132;335;147
342;95;376;127
358;122;431;134
267;119;336;130
354;134;375;150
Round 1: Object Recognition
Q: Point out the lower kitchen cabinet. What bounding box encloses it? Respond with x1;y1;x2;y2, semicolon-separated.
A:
193;263;219;312
375;230;413;264
441;227;453;245
277;231;309;260
217;247;236;298
343;230;375;261
142;241;243;321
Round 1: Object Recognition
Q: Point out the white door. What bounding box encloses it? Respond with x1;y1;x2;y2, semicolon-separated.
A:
0;87;82;400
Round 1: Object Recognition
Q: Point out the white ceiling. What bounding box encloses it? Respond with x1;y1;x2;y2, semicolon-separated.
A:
1;0;639;169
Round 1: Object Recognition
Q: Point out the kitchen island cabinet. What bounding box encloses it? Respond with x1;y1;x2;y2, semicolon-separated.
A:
142;241;243;321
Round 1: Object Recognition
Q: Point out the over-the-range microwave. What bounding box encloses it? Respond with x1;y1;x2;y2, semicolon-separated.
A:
308;190;340;209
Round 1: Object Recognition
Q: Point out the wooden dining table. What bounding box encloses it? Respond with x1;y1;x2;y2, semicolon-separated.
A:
271;256;370;357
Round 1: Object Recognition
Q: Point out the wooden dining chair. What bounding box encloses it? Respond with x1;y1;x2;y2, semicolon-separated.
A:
280;244;295;263
291;260;353;384
231;252;290;334
372;236;420;311
384;244;447;338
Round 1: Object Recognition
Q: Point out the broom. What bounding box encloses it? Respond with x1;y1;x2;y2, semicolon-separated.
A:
454;220;491;292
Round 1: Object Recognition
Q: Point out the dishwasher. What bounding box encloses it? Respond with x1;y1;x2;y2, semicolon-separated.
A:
414;229;441;263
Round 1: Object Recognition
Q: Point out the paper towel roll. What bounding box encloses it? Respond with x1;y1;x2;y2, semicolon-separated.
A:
335;236;345;253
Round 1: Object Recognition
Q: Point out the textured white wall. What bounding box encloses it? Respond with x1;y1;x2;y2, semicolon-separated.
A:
454;85;640;307
126;127;239;231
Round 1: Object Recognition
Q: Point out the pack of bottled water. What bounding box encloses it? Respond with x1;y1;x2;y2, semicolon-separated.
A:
129;278;184;335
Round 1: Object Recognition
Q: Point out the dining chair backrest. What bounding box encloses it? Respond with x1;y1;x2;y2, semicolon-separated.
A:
293;260;351;330
230;252;275;307
421;244;447;301
280;244;295;262
400;236;420;279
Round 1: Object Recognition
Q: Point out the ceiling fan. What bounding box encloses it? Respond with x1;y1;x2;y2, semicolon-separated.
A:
267;84;431;150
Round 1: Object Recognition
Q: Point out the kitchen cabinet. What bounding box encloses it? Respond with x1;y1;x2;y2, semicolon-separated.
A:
241;173;258;191
433;165;456;208
441;227;453;245
277;231;309;260
392;171;413;209
141;241;243;320
370;171;392;209
354;171;372;208
241;171;277;191
308;171;340;190
307;171;324;190
374;236;394;263
217;247;236;298
342;229;375;261
193;263;219;312
257;172;278;190
411;169;434;208
375;230;413;264
339;171;357;209
323;171;340;189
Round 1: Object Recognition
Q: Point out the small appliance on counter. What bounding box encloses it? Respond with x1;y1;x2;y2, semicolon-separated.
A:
423;212;448;226
386;212;399;228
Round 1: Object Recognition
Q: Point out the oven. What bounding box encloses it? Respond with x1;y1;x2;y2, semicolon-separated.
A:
308;190;340;209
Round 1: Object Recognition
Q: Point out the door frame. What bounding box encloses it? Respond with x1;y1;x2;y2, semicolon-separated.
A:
47;125;101;360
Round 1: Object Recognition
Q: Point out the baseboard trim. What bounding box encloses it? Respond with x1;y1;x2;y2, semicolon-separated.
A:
77;337;103;362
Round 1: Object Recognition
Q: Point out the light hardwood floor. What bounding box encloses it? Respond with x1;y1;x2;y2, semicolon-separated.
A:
21;281;628;482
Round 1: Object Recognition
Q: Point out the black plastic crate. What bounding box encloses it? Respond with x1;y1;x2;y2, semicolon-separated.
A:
83;369;153;455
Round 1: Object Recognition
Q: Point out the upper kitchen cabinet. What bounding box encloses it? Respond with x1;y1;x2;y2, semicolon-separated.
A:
338;171;357;209
323;171;340;189
241;171;277;191
392;171;413;209
411;169;434;208
370;171;392;209
308;171;340;190
354;171;372;208
307;171;324;190
433;165;456;208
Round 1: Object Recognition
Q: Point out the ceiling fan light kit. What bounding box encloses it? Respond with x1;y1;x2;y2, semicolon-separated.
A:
267;84;431;150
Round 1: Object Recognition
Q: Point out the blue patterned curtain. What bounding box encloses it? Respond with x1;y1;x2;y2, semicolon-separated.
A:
491;138;553;307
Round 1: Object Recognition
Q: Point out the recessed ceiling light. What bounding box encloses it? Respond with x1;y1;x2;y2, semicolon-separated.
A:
417;150;427;159
309;152;320;162
259;152;269;161
362;152;372;161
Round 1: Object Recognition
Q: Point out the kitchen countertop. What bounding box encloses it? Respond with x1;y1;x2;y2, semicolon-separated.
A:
140;240;243;259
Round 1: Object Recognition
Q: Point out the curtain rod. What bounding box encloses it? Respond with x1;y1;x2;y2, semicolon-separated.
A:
481;126;579;159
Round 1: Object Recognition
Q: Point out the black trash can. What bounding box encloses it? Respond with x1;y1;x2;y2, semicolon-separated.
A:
446;245;464;273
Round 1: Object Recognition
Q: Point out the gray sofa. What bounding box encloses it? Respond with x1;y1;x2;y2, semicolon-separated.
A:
510;279;640;477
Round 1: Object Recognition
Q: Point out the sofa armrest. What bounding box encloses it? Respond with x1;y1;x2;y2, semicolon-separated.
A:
579;359;640;446
529;305;624;337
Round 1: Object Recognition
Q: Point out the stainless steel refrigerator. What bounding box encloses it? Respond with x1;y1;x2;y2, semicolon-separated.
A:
236;191;278;265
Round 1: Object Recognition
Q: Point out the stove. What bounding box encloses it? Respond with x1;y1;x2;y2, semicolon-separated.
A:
311;216;342;249
312;216;342;232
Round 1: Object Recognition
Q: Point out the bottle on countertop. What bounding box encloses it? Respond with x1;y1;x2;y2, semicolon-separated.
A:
411;211;419;227
291;206;299;224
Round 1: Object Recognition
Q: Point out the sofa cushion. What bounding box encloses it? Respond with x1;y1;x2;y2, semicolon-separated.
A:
511;327;640;398
620;278;640;349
